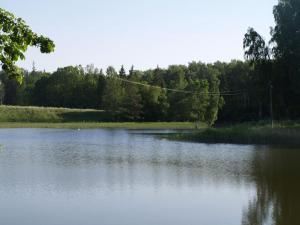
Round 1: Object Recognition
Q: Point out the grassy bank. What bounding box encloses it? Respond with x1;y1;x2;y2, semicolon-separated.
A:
168;122;300;146
0;105;111;122
0;105;198;129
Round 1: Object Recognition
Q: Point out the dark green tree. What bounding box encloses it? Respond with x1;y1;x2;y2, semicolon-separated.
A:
121;75;143;120
0;80;4;104
181;79;210;126
102;66;124;118
243;28;270;62
271;0;300;117
96;69;106;109
140;86;169;121
165;65;188;120
119;65;126;78
129;65;134;77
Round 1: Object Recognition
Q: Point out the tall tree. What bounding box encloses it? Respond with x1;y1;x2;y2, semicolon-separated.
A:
181;79;210;126
140;86;169;121
121;74;143;120
243;0;300;119
119;65;126;78
129;65;134;77
243;28;270;62
0;8;55;83
102;66;124;118
96;70;106;109
0;80;4;104
271;0;300;117
165;65;188;120
205;69;222;126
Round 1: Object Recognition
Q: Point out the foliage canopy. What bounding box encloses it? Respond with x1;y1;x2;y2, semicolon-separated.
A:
0;8;54;83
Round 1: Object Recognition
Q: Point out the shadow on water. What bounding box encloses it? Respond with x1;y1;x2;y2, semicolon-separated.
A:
242;147;300;225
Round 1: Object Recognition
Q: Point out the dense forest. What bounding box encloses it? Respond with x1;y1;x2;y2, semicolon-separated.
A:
0;63;223;124
0;60;287;124
0;0;299;124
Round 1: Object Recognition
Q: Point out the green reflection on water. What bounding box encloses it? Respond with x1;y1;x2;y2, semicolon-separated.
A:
243;147;300;225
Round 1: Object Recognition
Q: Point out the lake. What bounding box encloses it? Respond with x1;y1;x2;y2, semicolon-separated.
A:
0;129;299;225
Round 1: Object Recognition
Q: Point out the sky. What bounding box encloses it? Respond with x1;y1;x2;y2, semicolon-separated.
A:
2;0;277;72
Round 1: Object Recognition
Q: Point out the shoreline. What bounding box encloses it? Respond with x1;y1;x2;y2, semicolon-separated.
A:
0;122;197;130
166;124;300;147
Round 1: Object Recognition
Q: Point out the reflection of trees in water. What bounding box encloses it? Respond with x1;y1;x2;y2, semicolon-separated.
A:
242;147;300;225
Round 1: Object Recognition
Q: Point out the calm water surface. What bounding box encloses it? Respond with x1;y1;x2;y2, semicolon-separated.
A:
0;129;299;225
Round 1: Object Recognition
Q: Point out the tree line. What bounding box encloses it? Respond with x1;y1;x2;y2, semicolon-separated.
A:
0;63;223;125
242;0;300;120
0;59;289;124
1;0;299;124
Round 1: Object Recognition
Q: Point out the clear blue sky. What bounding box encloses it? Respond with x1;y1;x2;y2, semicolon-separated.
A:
2;0;277;72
